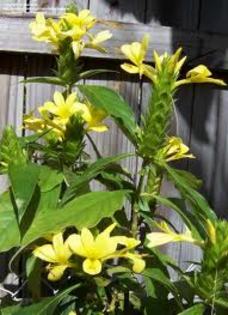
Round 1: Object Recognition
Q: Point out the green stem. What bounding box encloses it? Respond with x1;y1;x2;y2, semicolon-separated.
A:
211;268;218;315
131;161;146;238
67;84;72;96
146;164;163;213
86;133;102;159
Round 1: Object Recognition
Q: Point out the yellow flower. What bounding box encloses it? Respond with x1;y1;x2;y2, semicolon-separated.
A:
206;220;216;244
86;30;112;53
23;114;46;133
146;222;198;248
39;91;87;126
176;65;226;87
62;10;96;33
153;48;186;82
120;35;155;80
30;13;49;42
30;13;62;47
67;223;145;275
23;92;108;141
30;11;112;58
82;103;108;132
33;233;72;281
157;136;195;162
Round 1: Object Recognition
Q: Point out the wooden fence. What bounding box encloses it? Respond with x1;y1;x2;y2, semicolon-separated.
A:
1;0;228;291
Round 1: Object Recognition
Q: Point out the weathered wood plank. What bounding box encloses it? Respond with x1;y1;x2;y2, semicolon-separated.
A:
89;0;146;23
1;14;228;70
189;86;228;219
146;0;199;30
29;0;88;13
0;53;24;298
0;0;27;12
200;0;228;35
188;87;220;201
25;54;61;118
210;90;228;218
0;54;24;135
0;16;201;62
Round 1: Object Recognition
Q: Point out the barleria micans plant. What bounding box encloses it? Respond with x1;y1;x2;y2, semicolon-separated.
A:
0;3;227;315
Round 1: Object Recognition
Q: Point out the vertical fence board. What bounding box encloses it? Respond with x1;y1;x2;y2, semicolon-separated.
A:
146;0;199;30
25;55;61;121
0;53;24;298
200;0;228;35
210;90;228;217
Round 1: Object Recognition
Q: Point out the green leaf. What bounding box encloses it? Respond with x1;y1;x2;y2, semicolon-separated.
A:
22;190;126;245
22;76;65;86
37;185;61;213
61;153;132;204
143;268;183;309
165;165;217;222
79;69;118;80
78;85;138;144
0;191;20;252
2;284;80;315
0;305;21;315
177;304;206;315
39;166;63;193
9;163;40;222
0;127;27;173
26;255;42;299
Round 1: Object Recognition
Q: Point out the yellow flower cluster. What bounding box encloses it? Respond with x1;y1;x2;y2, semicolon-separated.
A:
121;35;226;88
156;136;195;163
30;10;112;58
146;221;200;248
33;224;145;281
24;91;108;140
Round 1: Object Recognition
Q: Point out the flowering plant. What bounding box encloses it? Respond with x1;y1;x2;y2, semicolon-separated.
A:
0;4;228;315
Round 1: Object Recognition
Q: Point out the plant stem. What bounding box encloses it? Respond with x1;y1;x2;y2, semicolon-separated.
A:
211;268;218;315
131;161;146;238
86;133;102;159
147;164;163;213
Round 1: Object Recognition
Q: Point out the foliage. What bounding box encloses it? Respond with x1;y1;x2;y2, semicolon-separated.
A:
0;3;227;314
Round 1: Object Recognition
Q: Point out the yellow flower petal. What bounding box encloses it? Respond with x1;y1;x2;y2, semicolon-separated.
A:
67;234;87;257
206;220;216;244
176;65;226;87
72;41;85;58
187;65;211;78
33;244;58;263
146;232;177;247
114;236;140;249
52;233;72;262
53;91;65;107
121;63;140;74
47;264;68;281
66;92;77;107
92;30;112;44
88;125;108;132
83;258;102;275
81;228;95;252
132;257;145;273
122;252;145;273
